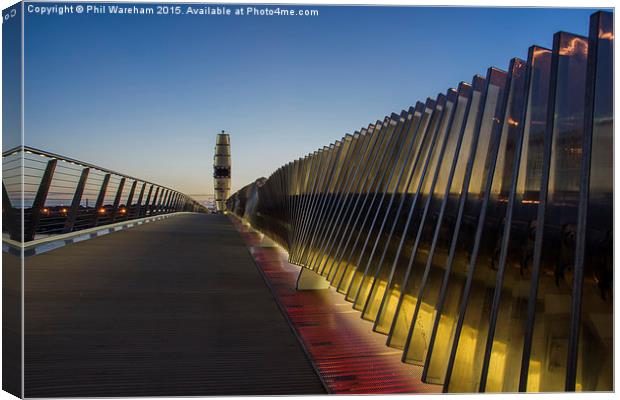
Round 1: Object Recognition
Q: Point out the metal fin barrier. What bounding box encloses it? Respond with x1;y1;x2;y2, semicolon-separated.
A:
3;146;207;242
227;11;613;393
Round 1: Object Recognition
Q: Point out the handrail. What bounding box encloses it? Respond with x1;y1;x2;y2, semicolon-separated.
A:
2;146;208;242
3;145;190;197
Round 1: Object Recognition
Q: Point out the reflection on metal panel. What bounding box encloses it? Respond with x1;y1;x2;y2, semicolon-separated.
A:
226;11;613;393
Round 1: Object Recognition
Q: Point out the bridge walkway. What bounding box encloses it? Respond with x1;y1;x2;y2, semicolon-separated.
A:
23;213;325;397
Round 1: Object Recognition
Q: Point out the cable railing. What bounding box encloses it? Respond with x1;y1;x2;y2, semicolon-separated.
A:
227;11;612;394
3;146;207;242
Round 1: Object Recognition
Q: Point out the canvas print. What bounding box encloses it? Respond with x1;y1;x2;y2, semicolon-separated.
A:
1;1;614;397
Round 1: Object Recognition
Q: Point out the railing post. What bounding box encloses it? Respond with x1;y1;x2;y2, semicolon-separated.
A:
159;190;168;214
25;159;57;241
160;189;168;213
175;193;182;211
123;180;138;221
168;192;176;212
92;174;111;227
63;167;90;233
148;187;160;216
111;177;126;222
155;189;167;214
141;184;154;217
2;183;20;241
133;182;146;218
172;193;180;211
162;190;171;213
154;188;164;215
168;192;177;212
162;190;172;213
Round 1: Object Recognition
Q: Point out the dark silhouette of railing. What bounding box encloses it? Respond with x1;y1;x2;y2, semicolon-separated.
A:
227;11;613;394
3;146;207;242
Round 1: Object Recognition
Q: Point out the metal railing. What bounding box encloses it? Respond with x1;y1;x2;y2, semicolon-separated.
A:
3;146;207;242
227;11;613;394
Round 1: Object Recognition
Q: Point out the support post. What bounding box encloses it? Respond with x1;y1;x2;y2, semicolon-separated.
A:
63;167;90;233
133;182;146;218
164;191;174;213
25;159;57;241
158;189;169;214
123;180;138;221
91;174;111;227
141;185;154;217
111;177;126;222
3;183;20;241
170;193;179;212
148;187;160;216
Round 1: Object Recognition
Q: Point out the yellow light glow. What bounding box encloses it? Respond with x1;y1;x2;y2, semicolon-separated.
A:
228;213;556;393
337;266;355;292
486;342;507;392
527;360;541;392
364;280;388;320
424;313;456;384
390;294;417;348
353;277;374;309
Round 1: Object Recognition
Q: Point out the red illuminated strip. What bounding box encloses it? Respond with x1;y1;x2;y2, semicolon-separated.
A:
230;217;440;394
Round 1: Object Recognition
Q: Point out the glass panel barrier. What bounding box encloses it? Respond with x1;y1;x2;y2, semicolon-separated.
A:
333;116;403;291
347;111;417;308
311;131;368;273
572;10;613;392
224;11;612;394
420;68;507;385
371;99;439;339
339;103;439;298
318;125;378;277
480;46;552;393
388;82;473;363
522;31;589;392
359;105;432;321
365;90;457;332
445;58;529;393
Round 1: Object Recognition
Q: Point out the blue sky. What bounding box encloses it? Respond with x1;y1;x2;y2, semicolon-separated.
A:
22;4;602;196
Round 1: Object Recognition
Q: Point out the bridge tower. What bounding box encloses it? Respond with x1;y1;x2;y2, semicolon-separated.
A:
213;131;231;212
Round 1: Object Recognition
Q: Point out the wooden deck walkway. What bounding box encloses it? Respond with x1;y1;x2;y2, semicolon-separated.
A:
24;213;325;397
